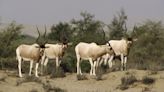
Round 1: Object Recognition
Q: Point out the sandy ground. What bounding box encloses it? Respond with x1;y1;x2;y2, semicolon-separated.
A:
0;69;164;92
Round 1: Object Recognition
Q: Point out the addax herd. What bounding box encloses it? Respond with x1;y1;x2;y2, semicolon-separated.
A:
16;26;137;77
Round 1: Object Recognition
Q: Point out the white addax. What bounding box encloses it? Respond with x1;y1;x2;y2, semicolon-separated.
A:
96;53;113;69
41;43;68;69
75;42;114;75
16;44;45;77
106;38;137;70
16;26;48;77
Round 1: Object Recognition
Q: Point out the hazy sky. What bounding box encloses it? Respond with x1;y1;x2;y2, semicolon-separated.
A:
0;0;164;27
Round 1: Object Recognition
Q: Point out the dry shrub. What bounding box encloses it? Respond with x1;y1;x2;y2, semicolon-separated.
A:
142;76;155;85
142;87;151;92
16;76;42;86
50;67;66;78
0;76;6;82
76;74;87;80
0;58;17;70
148;71;158;75
42;80;66;92
118;75;138;90
121;75;137;86
95;67;104;81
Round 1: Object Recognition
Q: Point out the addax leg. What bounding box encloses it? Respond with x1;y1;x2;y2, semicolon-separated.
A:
120;54;124;71
29;60;33;76
124;56;127;70
56;57;59;68
43;58;49;66
35;63;39;77
41;55;45;75
108;55;114;68
89;58;94;75
18;58;23;77
93;61;97;76
76;55;81;75
42;58;48;75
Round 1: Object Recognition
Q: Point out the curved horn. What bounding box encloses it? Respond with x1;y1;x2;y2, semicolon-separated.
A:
101;24;107;44
132;25;137;36
44;25;47;38
36;26;40;42
43;25;48;45
125;23;127;32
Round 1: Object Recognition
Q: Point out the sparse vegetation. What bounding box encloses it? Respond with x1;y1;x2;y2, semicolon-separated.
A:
118;74;156;90
76;74;88;80
125;71;136;76
148;70;158;75
118;75;138;90
42;80;66;92
121;75;137;86
43;85;66;92
16;76;67;92
95;67;104;81
142;87;151;92
16;76;42;86
142;76;155;85
0;76;6;82
50;67;66;78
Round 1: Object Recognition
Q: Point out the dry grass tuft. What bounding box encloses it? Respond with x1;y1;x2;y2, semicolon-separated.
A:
16;76;42;86
141;87;151;92
0;76;6;82
118;75;138;90
42;80;66;92
142;76;155;85
50;67;66;78
76;74;88;80
148;71;158;75
95;67;104;81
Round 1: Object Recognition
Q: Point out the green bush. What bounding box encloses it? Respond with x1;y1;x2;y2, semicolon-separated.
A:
128;21;164;70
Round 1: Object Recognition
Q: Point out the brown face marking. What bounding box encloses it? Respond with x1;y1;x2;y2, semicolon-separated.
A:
39;48;44;56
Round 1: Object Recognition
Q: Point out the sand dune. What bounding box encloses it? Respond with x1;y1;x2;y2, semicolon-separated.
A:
0;69;164;92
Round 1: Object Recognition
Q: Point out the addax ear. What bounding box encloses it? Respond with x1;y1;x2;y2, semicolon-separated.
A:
106;42;111;46
45;46;49;48
35;46;40;48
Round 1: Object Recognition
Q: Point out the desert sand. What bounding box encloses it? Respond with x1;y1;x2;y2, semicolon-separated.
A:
0;69;164;92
